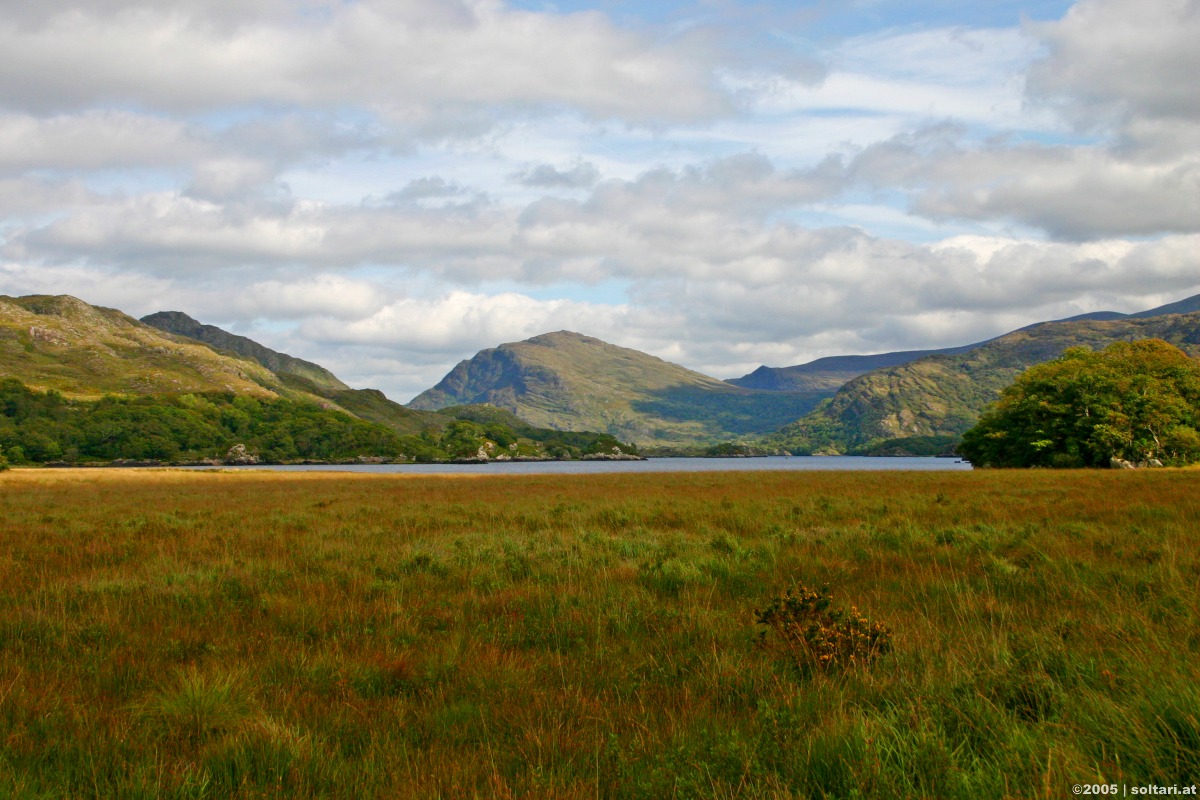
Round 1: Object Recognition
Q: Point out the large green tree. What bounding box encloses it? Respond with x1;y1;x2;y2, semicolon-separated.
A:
959;339;1200;468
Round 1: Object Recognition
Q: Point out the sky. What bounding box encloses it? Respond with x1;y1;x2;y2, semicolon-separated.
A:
1;0;1197;401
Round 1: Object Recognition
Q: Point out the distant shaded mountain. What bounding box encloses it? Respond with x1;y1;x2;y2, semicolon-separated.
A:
1;295;282;398
730;293;1200;394
764;312;1200;455
1128;293;1200;318
728;345;979;392
141;310;438;437
408;331;830;446
141;311;349;393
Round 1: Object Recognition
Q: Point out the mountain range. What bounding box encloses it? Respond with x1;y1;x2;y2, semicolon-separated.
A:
0;295;444;438
409;293;1200;452
3;290;1200;457
766;312;1200;455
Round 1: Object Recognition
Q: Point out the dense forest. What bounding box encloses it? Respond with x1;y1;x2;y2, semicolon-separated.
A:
0;380;638;466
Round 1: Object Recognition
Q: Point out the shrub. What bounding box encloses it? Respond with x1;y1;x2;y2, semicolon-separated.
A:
756;584;893;675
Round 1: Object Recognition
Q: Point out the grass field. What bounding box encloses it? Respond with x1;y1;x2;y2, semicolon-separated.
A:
0;467;1197;798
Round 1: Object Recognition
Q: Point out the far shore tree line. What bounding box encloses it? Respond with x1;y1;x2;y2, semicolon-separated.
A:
0;379;637;467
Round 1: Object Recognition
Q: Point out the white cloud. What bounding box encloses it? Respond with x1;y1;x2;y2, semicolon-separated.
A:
186;159;281;201
301;290;636;354
842;132;1200;239
237;275;389;320
512;162;601;189
1027;0;1200;128
5;155;841;274
0;176;98;216
0;111;205;172
746;25;1049;130
0;0;734;129
9;140;1198;300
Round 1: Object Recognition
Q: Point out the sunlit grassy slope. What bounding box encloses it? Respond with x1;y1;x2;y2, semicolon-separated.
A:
0;468;1197;798
0;294;443;437
0;295;282;399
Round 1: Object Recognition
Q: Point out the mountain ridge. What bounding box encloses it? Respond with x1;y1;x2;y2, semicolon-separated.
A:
141;311;350;394
9;290;1200;456
141;310;439;436
764;311;1200;455
0;295;646;464
730;293;1200;393
726;343;981;392
0;294;442;437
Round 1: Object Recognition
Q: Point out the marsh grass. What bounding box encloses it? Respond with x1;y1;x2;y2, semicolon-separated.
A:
0;467;1198;797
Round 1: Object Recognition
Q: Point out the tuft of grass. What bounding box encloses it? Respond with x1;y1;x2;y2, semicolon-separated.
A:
134;666;252;745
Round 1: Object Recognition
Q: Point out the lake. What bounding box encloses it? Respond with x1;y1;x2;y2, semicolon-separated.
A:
200;456;973;475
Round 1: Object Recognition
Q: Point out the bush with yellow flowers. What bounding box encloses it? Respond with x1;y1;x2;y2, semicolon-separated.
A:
755;584;892;676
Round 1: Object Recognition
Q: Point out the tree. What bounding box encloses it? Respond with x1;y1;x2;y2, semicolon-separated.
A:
959;339;1200;468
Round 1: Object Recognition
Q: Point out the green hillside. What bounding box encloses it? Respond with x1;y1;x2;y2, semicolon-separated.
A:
408;331;830;446
304;383;440;437
0;379;410;465
764;313;1200;454
0;295;283;399
0;380;637;466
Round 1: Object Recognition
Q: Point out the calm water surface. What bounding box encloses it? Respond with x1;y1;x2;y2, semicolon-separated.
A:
204;456;972;476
